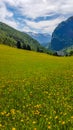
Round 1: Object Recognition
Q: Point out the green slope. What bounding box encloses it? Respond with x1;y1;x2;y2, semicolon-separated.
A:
0;22;47;52
0;45;73;130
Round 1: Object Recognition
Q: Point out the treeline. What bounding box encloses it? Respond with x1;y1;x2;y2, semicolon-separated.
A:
16;40;48;53
17;40;31;50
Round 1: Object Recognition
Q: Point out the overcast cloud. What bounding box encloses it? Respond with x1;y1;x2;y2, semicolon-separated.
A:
0;0;73;34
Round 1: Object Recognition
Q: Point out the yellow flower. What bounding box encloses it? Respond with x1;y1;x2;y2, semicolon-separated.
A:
0;124;2;127
48;125;51;129
34;128;37;130
1;111;6;115
21;119;24;122
62;121;65;125
32;121;36;124
6;113;10;117
55;116;58;119
71;116;73;119
12;128;16;130
34;104;41;109
48;122;51;125
34;110;40;115
10;109;15;115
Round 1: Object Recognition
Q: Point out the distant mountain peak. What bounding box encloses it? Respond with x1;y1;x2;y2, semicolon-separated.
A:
26;32;51;48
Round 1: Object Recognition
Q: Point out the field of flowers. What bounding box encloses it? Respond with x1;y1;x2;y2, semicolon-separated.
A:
0;44;73;130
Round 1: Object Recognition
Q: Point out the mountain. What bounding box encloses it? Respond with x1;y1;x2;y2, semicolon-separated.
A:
51;16;73;51
0;22;47;52
26;32;51;48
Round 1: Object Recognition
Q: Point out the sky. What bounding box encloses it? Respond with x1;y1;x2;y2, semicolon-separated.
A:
0;0;73;34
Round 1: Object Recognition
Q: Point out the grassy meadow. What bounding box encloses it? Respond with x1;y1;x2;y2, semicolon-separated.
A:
0;44;73;130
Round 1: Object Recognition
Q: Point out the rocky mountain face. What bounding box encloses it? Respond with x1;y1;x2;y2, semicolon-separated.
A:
51;16;73;51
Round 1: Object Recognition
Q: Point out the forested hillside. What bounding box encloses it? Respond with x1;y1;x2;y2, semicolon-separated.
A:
0;22;48;53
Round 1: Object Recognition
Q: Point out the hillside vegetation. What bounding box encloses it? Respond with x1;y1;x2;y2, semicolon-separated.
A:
0;45;73;130
0;22;48;53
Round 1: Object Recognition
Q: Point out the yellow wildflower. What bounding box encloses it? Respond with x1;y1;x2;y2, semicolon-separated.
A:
55;116;58;119
48;125;51;129
71;116;73;119
21;119;24;122
0;124;2;127
62;121;65;125
12;128;16;130
32;121;36;124
10;109;15;115
48;122;51;125
34;110;40;115
34;128;37;130
1;111;6;115
6;113;10;117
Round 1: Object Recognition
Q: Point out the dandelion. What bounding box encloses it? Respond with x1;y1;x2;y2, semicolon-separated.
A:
34;110;40;115
1;111;6;115
62;121;65;125
48;125;51;129
21;119;24;122
32;121;36;124
34;128;37;130
6;113;10;117
48;122;51;125
0;124;2;127
55;116;58;119
12;128;16;130
71;116;73;119
34;104;41;108
10;109;15;115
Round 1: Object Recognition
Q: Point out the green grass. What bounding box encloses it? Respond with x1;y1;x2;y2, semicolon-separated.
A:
0;44;73;130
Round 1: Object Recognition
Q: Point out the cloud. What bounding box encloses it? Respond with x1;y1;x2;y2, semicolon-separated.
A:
0;2;13;20
0;1;18;29
0;0;73;34
24;16;65;34
3;0;73;19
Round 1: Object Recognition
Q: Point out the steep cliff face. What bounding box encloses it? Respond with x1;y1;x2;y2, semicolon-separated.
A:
51;16;73;51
